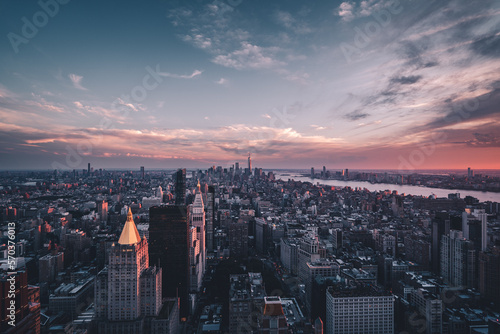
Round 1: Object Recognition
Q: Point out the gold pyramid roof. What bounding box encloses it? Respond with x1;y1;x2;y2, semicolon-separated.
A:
118;208;141;245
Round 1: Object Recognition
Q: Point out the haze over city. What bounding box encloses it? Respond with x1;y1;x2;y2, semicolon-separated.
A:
1;0;499;169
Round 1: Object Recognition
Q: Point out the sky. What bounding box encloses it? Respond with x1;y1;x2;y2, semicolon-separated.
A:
0;0;499;171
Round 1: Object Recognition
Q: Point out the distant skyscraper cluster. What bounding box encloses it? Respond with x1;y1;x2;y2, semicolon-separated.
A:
468;167;474;178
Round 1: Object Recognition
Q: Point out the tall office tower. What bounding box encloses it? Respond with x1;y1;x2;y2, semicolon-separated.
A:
149;205;190;317
188;226;201;294
331;228;343;252
431;212;450;274
262;296;288;334
189;181;205;289
462;211;470;239
248;153;252;174
314;317;324;334
255;217;268;254
322;166;326;178
174;169;186;205
280;238;299;275
95;208;163;333
140;166;145;179
441;230;476;289
479;246;500;303
87;162;91;174
326;284;394;334
235;162;239;172
345;168;349;178
97;199;108;223
228;218;248;258
463;208;488;251
297;232;320;284
206;186;215;253
311;167;314;178
404;236;431;271
467;167;474;178
39;252;64;283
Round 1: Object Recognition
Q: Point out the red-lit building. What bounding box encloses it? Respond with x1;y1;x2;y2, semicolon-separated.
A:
261;296;288;334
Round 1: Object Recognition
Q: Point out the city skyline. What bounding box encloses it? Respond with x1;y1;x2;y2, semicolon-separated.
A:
1;0;500;170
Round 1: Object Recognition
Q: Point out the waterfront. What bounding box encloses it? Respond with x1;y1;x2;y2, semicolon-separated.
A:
275;173;500;203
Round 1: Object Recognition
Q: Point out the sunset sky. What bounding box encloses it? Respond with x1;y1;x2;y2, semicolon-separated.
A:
0;0;499;170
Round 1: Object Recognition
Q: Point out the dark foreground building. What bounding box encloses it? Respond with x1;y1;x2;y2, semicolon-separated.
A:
149;205;190;317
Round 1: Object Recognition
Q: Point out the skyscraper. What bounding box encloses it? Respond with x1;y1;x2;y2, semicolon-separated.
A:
149;205;190;316
441;230;476;289
95;208;163;333
140;166;145;179
463;208;488;251
229;218;248;258
97;199;108;223
188;225;201;296
314;317;324;334
255;217;268;254
206;186;215;253
468;167;474;178
479;246;500;304
248;153;252;175
174;169;186;205
87;162;91;174
331;228;343;252
431;212;450;274
189;181;205;291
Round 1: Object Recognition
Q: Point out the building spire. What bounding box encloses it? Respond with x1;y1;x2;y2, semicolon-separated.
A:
193;181;204;207
118;208;141;245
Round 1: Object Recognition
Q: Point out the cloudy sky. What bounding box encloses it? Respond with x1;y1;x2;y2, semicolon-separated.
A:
0;0;499;170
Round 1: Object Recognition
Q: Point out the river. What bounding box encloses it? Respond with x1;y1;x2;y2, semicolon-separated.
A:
274;173;500;203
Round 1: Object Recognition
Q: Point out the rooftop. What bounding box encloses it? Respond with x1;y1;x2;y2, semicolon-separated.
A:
118;208;141;245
